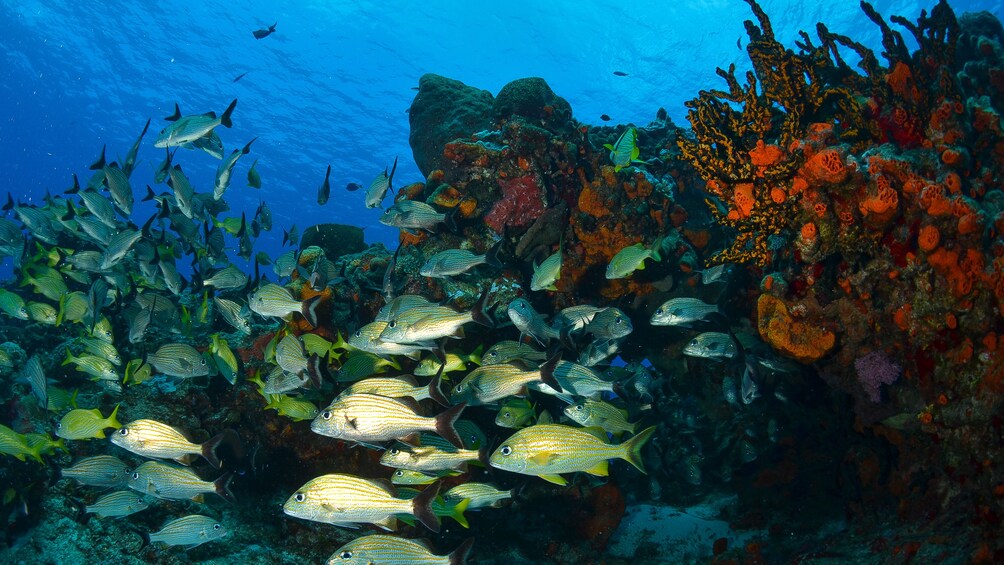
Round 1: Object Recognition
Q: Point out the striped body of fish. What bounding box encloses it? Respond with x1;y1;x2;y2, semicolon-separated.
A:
326;534;474;565
84;490;149;518
128;460;233;502
61;455;130;487
489;423;655;485
451;358;560;406
530;249;562;291
110;418;228;468
147;343;209;379
311;394;465;449
507;299;559;345
379;444;481;472
249;283;321;328
154;99;237;148
604;126;642;172
442;482;512;509
148;514;228;549
283;473;440;532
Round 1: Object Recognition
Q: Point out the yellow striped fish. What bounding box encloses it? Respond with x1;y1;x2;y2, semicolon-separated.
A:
378;295;492;344
481;340;547;366
311;393;465;449
283;473;440;532
349;320;435;359
110;419;230;468
55;404;121;440
340;376;438;404
451;355;561;406
147;343;210;379
379;443;482;472
60;455;130;487
0;424;42;462
326;535;474;565
128;460;234;502
248;283;321;328
443;482;512;509
489;423;655;485
148;514;228;549
564;399;638;435
84;490;149;518
390;468;460;486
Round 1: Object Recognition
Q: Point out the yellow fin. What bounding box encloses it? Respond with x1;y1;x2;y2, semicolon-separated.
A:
539;473;567;486
585;459;609;477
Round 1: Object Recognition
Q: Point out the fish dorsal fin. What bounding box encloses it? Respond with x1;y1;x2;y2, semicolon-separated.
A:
396;396;423;415
202;111;217;119
371;478;397;495
582;426;610;442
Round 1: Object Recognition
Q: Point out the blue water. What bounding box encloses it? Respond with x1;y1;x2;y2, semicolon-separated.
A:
2;0;999;262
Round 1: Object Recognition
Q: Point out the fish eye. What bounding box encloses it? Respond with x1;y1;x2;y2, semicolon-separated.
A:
321;411;332;420
213;524;221;530
119;428;129;436
390;448;399;455
55;422;62;429
295;493;305;502
575;404;584;411
132;472;139;480
455;384;463;393
615;317;622;324
388;320;396;328
339;551;352;559
354;330;361;337
655;308;663;315
503;411;510;417
200;358;207;365
500;445;512;456
395;470;404;476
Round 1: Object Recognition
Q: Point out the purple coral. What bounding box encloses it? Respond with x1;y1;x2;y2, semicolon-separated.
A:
854;351;901;402
485;174;545;233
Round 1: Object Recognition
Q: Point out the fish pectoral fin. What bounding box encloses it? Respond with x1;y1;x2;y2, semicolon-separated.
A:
539;473;567;486
529;451;560;466
345;415;357;430
585;460;610;477
178;358;193;371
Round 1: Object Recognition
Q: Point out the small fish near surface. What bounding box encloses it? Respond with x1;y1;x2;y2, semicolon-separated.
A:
365;157;398;209
326;534;474;565
317;164;332;205
488;423;655;485
283;473;442;532
148;514;228;549
252;22;277;39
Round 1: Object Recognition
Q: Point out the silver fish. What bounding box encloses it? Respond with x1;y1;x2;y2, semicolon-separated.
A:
379;200;450;233
419;242;501;278
683;332;738;360
213;138;255;200
84;490;149;518
507;298;558;345
249;283;320;328
60;455;130;487
583;307;633;340
155;99;237;148
148;514;228;549
147;343;210;379
22;355;47;408
650;297;720;326
214;296;251;334
364;157;398;208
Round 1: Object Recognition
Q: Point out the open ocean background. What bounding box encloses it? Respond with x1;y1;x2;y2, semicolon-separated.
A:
2;0;999;263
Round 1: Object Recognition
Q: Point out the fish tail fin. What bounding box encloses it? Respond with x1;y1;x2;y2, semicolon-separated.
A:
165;103;181;122
412;482;441;533
448;497;471;528
89;145;106;170
448;537;476;565
428;365;450;408
202;428;243;470
69;498;90;524
539;351;563;393
435;402;466;449
650;234;665;262
213;472;236;503
220;99;238;129
61;200;76;222
467;343;483;366
305;353;325;388
241;137;256;154
61;350;75;367
484;239;504;269
469;291;493;328
620;425;656;474
300;295;321;329
106;402;122;430
388;156;398;188
65;174;81;194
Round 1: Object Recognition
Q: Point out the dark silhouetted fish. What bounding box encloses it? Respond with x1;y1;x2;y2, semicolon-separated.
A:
613;71;628;76
233;71;250;83
253;22;277;39
600;114;611;121
317;165;331;205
